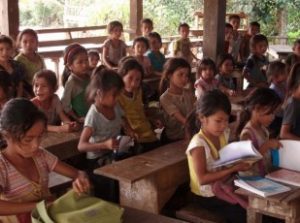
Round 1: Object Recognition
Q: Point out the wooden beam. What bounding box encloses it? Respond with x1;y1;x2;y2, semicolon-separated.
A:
0;0;19;39
129;0;143;39
203;0;226;61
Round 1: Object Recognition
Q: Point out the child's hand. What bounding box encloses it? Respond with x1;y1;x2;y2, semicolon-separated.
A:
69;121;80;132
228;89;237;97
72;171;90;194
232;162;252;172
104;138;119;150
263;139;282;150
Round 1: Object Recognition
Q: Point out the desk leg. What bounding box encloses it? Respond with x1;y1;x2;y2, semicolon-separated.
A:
247;208;262;223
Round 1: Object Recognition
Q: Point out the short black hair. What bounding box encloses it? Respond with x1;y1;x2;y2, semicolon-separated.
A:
178;23;190;32
141;18;153;26
132;36;150;49
249;21;260;29
118;58;144;79
148;32;162;44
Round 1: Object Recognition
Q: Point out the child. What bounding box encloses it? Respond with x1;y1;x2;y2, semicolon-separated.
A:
224;23;234;54
15;28;46;97
173;23;197;64
146;32;166;75
280;63;300;140
243;34;269;88
0;35;25;97
228;14;243;62
87;49;100;74
61;43;90;122
240;21;260;62
159;58;195;142
194;58;219;100
0;70;12;110
237;88;282;176
186;90;249;223
286;39;300;73
132;36;153;77
31;69;79;133
140;18;154;37
0;98;90;222
216;53;237;96
118;58;160;153
102;21;127;69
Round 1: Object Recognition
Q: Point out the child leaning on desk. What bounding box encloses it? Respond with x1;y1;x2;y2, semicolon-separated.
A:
0;98;90;223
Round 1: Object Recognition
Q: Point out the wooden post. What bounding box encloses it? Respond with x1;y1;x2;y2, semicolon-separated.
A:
0;0;19;39
129;0;143;40
203;0;226;61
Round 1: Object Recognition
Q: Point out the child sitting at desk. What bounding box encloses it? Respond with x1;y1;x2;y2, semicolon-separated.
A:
0;98;90;223
286;39;300;73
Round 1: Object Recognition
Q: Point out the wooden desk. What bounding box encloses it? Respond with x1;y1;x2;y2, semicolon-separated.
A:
236;188;300;223
41;132;81;160
94;140;189;214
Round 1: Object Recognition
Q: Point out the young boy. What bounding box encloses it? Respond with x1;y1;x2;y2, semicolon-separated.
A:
286;39;300;73
224;23;234;54
228;14;243;62
141;18;154;37
87;50;100;74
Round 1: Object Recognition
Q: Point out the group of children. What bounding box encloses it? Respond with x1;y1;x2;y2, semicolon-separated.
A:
0;15;300;223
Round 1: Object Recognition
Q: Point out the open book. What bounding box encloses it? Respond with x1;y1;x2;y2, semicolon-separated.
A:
266;169;300;187
212;140;262;168
234;176;291;197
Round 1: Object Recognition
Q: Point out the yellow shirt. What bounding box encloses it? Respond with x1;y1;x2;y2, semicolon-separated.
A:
118;89;157;143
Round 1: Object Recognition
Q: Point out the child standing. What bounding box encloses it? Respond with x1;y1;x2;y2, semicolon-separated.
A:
216;53;237;96
15;29;46;97
118;58;160;153
0;35;25;97
286;39;300;73
194;58;219;100
0;98;89;223
243;34;269;88
186;90;249;223
87;50;100;74
140;18;154;37
228;14;243;62
146;32;166;75
280;63;300;140
159;58;195;142
31;69;79;133
237;88;282;176
224;23;234;54
102;21;127;69
61;43;90;122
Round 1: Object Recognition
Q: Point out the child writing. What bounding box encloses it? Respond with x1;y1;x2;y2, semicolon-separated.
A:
280;63;300;140
31;69;79;133
15;29;46;97
186;90;249;223
146;32;166;75
87;50;100;74
102;21;127;69
286;39;300;73
240;21;260;62
140;18;154;37
0;35;25;97
243;34;269;88
216;53;237;96
0;98;90;223
237;88;282;176
159;58;195;142
118;58;160;153
61;43;90;122
194;58;219;100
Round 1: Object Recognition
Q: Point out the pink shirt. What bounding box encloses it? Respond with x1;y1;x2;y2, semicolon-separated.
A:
194;76;219;99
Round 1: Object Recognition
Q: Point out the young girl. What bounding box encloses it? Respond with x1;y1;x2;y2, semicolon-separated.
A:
159;58;195;142
194;58;219;100
31;69;79;133
243;34;269;88
61;43;90;122
15;29;46;97
0;98;89;223
118;58;160;153
0;35;25;97
146;32;166;75
216;53;237;96
87;50;100;74
280;63;300;140
102;21;127;69
237;88;282;176
186;90;249;223
132;36;152;77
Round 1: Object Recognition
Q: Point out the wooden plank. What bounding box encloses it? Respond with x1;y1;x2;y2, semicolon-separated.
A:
0;0;19;39
129;0;143;39
35;25;107;34
38;36;108;47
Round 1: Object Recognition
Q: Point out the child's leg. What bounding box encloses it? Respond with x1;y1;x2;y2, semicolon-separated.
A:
212;181;238;205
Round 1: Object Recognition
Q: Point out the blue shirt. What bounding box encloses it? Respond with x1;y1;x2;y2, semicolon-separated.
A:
146;51;166;72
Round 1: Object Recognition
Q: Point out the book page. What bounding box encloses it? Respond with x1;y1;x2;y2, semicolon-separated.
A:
266;169;300;187
278;140;300;172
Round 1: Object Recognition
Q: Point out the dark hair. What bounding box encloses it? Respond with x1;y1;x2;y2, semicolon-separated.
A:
250;34;269;51
287;63;300;96
33;69;58;92
293;39;300;47
178;23;190;32
229;14;241;21
197;57;217;79
141;18;153;26
216;53;234;70
148;32;162;44
16;29;38;49
266;60;286;81
118;58;144;80
185;90;231;139
0;98;47;141
0;35;13;48
107;21;123;34
87;50;100;60
225;23;233;29
159;57;191;95
86;68;124;103
132;36;149;50
249;21;260;29
236;88;281;135
0;71;12;95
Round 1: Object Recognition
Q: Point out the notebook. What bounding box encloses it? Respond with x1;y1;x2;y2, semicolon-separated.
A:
266;169;300;187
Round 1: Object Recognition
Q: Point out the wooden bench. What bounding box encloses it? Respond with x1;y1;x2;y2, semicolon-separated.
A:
94;140;190;214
